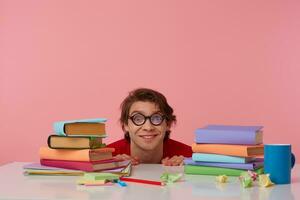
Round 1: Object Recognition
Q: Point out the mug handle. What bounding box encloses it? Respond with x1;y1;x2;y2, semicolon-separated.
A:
291;153;296;168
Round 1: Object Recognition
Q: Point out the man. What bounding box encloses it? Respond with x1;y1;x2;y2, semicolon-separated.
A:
108;88;192;166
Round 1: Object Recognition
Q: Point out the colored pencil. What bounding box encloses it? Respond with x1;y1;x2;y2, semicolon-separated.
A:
120;177;165;186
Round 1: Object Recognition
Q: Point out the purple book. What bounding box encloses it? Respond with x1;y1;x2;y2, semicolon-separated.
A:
195;125;263;145
184;158;263;170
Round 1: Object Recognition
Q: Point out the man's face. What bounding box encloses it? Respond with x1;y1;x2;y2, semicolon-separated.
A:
124;101;169;151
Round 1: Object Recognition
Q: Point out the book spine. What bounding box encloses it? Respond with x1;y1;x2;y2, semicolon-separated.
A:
53;121;66;135
47;135;53;148
195;129;257;145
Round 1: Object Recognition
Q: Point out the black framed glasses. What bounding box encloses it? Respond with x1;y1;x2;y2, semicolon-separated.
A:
129;113;165;126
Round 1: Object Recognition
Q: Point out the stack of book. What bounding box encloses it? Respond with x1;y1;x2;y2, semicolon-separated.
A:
184;125;264;176
39;118;130;172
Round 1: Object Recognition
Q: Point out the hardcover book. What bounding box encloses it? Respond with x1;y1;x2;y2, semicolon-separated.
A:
23;162;84;176
195;125;263;145
48;135;105;149
53;118;107;136
184;164;263;176
40;159;130;172
39;146;114;161
192;153;254;163
184;158;263;170
191;143;264;157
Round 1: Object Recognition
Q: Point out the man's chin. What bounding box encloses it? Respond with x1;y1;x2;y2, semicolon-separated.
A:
137;142;159;151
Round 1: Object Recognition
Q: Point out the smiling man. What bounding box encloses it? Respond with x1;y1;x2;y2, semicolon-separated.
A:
107;88;192;166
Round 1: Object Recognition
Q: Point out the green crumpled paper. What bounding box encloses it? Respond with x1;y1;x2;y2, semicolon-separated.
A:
160;173;183;184
239;172;253;188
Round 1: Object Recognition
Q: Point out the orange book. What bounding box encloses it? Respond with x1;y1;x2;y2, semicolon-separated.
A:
191;143;264;157
39;146;115;162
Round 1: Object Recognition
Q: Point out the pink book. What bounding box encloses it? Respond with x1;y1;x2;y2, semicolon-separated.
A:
40;158;130;172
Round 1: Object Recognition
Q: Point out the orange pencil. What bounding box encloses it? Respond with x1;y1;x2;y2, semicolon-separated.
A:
120;177;165;186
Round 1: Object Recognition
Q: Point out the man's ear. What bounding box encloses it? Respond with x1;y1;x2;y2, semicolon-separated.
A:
123;124;129;132
166;123;171;132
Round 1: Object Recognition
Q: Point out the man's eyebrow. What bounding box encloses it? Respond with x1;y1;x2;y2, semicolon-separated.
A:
129;111;140;115
129;110;162;115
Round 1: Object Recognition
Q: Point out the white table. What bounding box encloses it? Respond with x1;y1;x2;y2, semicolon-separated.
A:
0;162;299;200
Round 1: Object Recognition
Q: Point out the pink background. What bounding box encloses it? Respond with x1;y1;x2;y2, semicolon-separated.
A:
1;1;299;165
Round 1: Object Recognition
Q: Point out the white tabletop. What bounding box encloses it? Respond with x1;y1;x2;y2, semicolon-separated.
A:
0;162;299;200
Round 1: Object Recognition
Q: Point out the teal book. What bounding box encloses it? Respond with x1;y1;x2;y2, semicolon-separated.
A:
192;153;254;163
53;118;107;136
184;165;263;176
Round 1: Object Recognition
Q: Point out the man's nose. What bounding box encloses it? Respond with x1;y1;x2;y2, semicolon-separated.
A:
142;118;154;130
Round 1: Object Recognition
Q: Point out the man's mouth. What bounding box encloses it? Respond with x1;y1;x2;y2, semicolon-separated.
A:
139;134;158;139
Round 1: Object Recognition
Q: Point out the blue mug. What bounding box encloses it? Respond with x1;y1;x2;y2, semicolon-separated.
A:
264;144;296;184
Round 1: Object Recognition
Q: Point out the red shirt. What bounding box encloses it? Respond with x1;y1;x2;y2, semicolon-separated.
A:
107;138;192;158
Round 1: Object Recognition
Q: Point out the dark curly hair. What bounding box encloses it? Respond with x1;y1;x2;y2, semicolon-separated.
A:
120;88;176;141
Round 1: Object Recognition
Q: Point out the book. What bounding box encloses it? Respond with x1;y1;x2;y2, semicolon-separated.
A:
191;143;264;157
48;135;105;149
24;169;84;176
39;146;114;161
184;158;263;170
23;162;131;176
64;123;106;136
23;162;84;176
192;153;254;163
184;164;263;176
53;118;107;136
40;159;130;172
195;125;263;145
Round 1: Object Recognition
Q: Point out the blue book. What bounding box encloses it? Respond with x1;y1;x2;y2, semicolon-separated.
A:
192;153;254;163
195;125;263;145
53;118;107;136
184;158;263;170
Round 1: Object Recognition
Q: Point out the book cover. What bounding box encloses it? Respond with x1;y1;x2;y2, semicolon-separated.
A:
192;153;254;163
191;143;264;157
39;146;114;161
184;158;263;170
184;164;263;176
195;125;263;145
103;162;132;177
40;159;130;172
53;118;107;136
48;135;105;149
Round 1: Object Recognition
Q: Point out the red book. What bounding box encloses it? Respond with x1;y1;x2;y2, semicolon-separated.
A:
40;158;129;172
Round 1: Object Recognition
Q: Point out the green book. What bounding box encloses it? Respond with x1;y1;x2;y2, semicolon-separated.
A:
184;165;263;176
